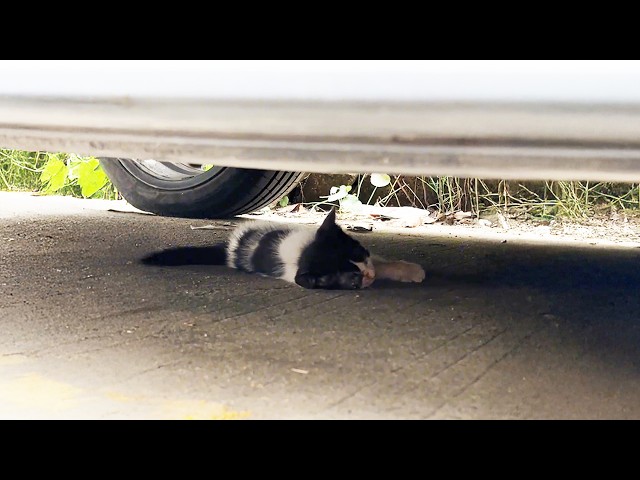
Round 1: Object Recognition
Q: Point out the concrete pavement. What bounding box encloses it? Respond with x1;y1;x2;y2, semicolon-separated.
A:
1;192;640;419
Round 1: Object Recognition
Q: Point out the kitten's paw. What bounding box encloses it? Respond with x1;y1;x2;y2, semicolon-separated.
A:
361;273;375;288
397;261;425;283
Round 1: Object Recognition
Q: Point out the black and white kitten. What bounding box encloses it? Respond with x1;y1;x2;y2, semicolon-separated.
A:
142;209;425;290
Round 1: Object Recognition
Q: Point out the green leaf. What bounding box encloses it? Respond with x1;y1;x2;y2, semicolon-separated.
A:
370;173;391;188
66;155;83;180
278;195;289;207
77;159;108;198
40;157;64;182
323;185;352;202
339;193;362;212
40;158;68;193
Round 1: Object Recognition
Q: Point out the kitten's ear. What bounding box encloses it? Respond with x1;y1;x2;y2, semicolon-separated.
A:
318;208;337;233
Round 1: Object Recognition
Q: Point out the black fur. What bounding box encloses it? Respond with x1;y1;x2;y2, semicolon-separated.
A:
294;210;370;290
140;210;373;290
295;268;363;290
233;228;261;271
251;229;287;276
141;245;227;266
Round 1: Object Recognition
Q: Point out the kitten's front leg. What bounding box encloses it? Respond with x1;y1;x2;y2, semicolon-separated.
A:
295;271;364;290
372;257;425;283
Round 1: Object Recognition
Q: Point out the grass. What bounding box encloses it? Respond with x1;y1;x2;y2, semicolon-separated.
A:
310;174;640;220
2;149;639;219
0;149;119;200
473;179;640;220
0;149;49;192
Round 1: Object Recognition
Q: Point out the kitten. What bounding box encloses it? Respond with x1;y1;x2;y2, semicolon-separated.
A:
142;209;425;290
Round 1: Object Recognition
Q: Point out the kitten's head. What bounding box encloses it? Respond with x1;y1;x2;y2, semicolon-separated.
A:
295;209;375;289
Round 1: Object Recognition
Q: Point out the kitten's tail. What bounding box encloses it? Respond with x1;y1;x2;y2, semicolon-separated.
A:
141;244;227;266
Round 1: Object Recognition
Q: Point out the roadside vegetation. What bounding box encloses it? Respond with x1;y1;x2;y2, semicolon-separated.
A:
298;174;640;221
2;149;639;220
0;149;118;200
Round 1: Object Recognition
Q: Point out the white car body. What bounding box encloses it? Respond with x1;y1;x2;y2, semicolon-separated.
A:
1;60;640;181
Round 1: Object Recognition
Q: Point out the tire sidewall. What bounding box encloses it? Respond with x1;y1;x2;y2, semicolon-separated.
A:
100;158;301;218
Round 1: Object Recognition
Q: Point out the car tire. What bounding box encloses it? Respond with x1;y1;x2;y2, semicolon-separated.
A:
100;158;305;218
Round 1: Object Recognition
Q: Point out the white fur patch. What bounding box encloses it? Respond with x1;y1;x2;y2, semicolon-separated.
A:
351;257;376;287
227;222;314;281
351;257;375;276
371;257;425;283
226;222;251;268
278;229;315;283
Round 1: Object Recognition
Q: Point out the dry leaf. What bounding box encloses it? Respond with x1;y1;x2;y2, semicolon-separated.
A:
497;213;510;230
359;205;437;226
289;203;305;213
401;216;424;228
346;224;373;232
453;211;472;220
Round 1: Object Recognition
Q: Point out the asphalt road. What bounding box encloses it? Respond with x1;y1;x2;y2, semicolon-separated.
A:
1;193;640;419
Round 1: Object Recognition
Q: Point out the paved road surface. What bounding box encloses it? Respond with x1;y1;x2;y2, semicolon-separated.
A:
1;193;639;419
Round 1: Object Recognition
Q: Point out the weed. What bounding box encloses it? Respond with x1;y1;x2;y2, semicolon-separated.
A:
3;149;639;219
0;149;118;199
304;173;640;220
